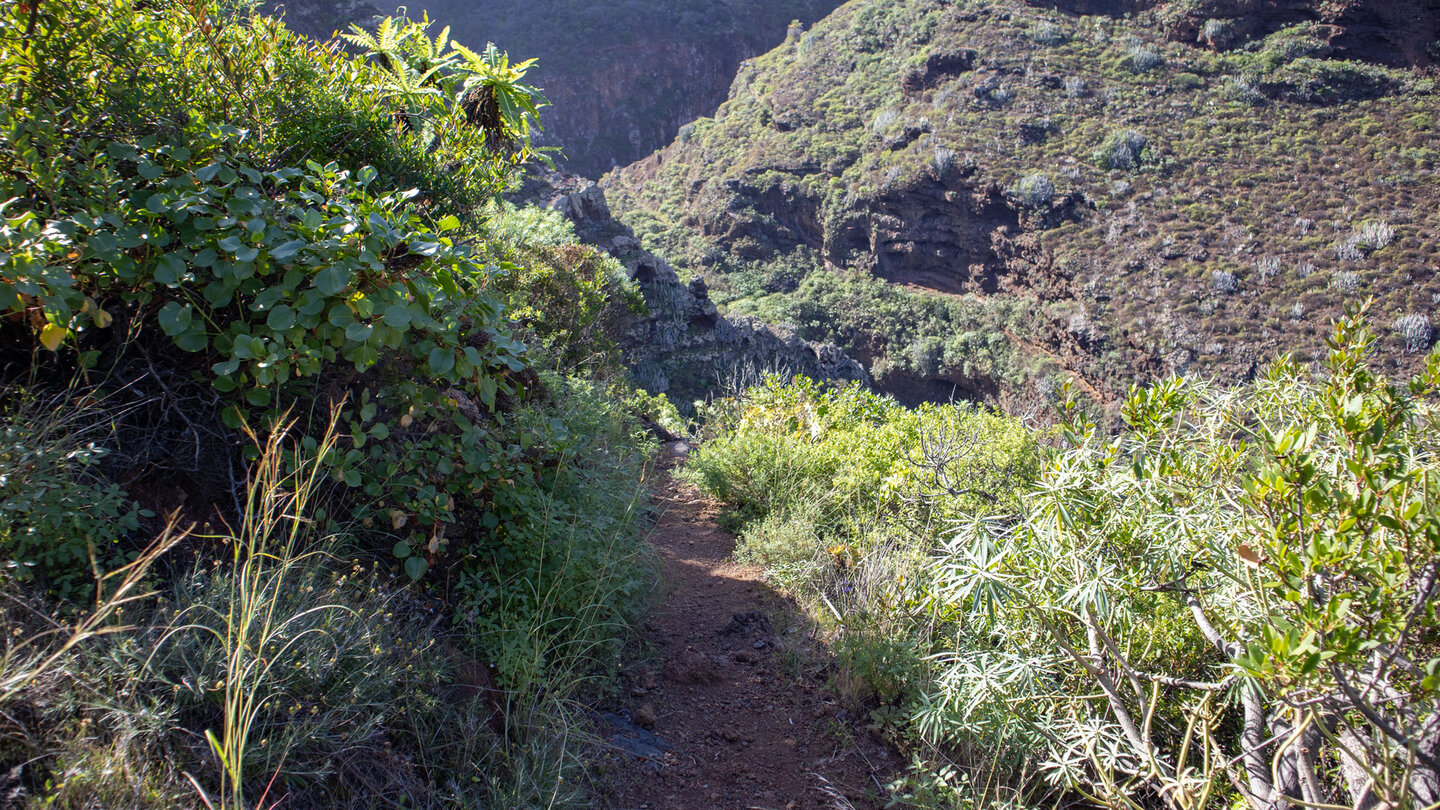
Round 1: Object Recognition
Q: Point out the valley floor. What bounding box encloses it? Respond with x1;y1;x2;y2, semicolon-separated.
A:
596;449;894;809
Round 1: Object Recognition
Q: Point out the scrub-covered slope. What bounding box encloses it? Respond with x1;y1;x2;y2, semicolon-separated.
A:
605;0;1440;407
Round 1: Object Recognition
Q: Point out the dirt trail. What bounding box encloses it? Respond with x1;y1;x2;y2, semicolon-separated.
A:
597;449;894;809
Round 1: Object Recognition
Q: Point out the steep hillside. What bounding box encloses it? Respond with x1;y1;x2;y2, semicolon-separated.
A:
413;0;850;176
604;0;1440;408
270;0;848;175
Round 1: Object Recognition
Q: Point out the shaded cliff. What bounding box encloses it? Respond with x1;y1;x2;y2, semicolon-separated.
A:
1034;0;1440;67
522;174;869;405
408;0;847;176
261;0;847;176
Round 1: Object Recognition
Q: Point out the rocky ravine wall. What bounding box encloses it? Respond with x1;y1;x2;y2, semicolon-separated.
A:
1030;0;1440;67
262;0;846;176
530;175;869;405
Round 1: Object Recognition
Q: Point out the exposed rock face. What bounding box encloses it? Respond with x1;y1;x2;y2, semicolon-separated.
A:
539;176;870;404
259;0;379;40
410;0;847;176
261;0;846;176
603;0;1439;412
1169;0;1440;67
1027;0;1440;67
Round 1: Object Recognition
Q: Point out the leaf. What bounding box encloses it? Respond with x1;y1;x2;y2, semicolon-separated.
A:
39;323;67;351
404;556;428;580
267;304;295;330
270;239;307;260
314;265;351;296
428;346;455;375
436;214;461;232
382;303;412;328
93;307;113;328
392;539;411;557
1237;543;1263;567
175;330;208;352
158;302;191;336
154;253;186;285
345;322;373;343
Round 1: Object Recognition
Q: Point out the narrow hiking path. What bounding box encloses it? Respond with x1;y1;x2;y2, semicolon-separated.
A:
596;448;895;809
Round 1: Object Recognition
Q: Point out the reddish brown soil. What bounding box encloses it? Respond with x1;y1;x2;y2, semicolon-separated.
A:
596;451;895;809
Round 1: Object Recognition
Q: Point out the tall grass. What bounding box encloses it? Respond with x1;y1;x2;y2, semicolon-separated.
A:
153;415;344;809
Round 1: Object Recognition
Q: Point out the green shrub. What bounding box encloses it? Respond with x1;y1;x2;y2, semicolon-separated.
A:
0;4;659;807
1171;71;1204;90
458;372;656;688
481;202;645;373
1014;173;1055;208
0;398;143;601
923;307;1440;810
1094;128;1147;170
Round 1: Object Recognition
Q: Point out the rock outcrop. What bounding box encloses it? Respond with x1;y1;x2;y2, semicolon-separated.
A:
1026;0;1440;67
259;0;380;40
537;176;870;405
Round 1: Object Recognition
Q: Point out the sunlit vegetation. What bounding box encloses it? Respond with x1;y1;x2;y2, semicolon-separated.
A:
691;306;1440;810
0;1;671;805
605;0;1440;407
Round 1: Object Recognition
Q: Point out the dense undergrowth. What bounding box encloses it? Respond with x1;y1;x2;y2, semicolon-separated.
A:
0;1;678;806
689;307;1440;810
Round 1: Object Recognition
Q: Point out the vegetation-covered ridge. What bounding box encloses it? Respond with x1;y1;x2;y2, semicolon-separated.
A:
605;0;1440;409
0;1;682;806
687;305;1440;810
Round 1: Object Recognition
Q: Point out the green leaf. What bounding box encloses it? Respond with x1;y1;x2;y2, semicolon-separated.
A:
175;330;208;352
346;322;373;342
328;304;355;328
315;265;351;296
404;556;428;580
392;540;412;558
428;346;455;375
154;254;186;285
158;302;192;336
436;214;461;232
382;303;412;328
267;304;296;330
270;239;307;260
